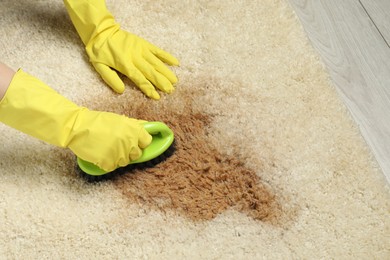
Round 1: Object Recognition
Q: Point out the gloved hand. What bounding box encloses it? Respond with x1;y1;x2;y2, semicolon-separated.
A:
0;70;152;172
64;0;179;100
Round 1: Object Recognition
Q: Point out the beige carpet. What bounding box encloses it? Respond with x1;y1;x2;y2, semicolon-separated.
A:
1;0;389;258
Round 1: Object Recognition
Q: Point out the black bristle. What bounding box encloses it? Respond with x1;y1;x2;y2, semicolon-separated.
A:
78;140;176;182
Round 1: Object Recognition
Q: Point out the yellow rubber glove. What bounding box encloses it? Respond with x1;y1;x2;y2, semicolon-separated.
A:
63;0;179;100
0;70;152;172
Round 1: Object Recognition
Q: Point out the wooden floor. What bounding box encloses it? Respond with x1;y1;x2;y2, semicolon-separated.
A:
288;0;390;182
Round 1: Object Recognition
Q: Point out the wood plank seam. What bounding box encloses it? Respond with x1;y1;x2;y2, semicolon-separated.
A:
358;0;390;48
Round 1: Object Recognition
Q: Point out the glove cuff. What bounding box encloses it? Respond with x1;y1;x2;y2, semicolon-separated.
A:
0;70;82;148
64;0;119;46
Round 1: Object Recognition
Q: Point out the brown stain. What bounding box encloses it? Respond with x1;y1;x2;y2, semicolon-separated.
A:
83;87;284;224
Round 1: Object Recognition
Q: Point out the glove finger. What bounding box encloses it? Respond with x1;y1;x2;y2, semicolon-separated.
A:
145;51;178;84
125;66;161;100
98;161;118;173
135;59;174;94
92;62;125;94
129;146;143;162
116;156;131;168
148;43;180;66
138;126;152;149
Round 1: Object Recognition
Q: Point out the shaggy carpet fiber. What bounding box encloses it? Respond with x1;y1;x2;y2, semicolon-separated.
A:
0;0;389;258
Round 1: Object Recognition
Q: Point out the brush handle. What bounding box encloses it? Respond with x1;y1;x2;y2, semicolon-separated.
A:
130;122;174;163
77;121;174;176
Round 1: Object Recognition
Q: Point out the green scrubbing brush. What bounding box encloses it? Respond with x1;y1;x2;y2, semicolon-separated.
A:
77;121;174;176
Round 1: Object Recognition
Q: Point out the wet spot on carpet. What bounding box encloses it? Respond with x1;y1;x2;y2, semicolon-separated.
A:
83;87;284;224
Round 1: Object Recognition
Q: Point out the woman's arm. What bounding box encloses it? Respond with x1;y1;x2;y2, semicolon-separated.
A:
0;62;16;100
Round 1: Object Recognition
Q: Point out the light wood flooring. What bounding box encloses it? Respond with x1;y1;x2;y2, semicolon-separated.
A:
288;0;390;182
